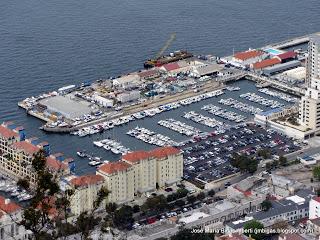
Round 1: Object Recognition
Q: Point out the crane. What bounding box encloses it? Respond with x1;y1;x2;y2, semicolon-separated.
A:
155;33;176;59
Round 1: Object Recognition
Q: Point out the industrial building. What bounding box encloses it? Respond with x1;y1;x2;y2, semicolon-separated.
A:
262;60;301;76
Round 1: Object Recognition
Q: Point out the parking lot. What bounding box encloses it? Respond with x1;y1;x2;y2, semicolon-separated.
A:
179;122;301;184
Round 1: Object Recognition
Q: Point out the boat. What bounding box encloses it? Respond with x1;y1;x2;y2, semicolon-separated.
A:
77;151;87;158
144;50;193;69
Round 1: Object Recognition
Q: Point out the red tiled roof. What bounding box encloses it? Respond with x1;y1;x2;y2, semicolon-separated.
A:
0;125;19;139
12;141;40;155
276;51;297;61
46;156;68;171
138;69;158;78
0;196;21;214
149;146;180;159
122;151;151;163
163;62;180;71
253;58;281;69
234;50;263;61
70;175;104;187
98;161;131;175
313;196;320;203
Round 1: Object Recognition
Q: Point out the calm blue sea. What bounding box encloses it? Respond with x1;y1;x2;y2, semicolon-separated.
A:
0;0;319;174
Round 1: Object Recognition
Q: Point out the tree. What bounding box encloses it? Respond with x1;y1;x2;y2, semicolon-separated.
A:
17;150;109;240
279;156;287;166
208;189;215;197
313;166;320;181
113;205;134;230
243;220;265;240
261;200;272;211
187;195;197;205
197;192;206;201
175;200;185;208
257;149;271;159
133;204;140;213
231;154;258;174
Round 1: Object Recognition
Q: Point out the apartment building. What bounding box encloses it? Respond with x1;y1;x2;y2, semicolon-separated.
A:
122;151;157;193
299;35;320;134
97;146;183;203
0;122;70;184
97;161;135;203
61;174;105;216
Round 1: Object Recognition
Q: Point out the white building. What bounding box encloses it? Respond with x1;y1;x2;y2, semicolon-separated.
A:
93;94;113;107
112;74;141;89
309;196;320;219
0;196;31;240
298;35;320;136
117;90;140;103
306;35;320;88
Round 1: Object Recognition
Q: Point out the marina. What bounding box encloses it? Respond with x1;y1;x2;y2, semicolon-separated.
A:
158;118;203;136
240;92;285;108
127;126;179;147
218;98;264;115
183;111;223;128
201;104;246;123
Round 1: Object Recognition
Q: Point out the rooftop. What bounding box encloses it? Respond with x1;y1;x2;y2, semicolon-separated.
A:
12;141;40;155
276;51;297;60
122;151;151;163
149;146;180;159
98;161;132;175
253;58;281;69
0;196;21;214
0;125;19;139
70;175;104;187
234;50;264;61
46;156;68;171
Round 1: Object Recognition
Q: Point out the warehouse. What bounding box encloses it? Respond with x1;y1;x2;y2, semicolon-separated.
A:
262;60;302;76
39;95;94;119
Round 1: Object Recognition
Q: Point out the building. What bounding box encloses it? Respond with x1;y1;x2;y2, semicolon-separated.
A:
262;60;301;76
97;161;135;203
232;50;266;65
309;196;320;219
252;58;281;70
270;174;303;198
97;147;183;203
299;88;320;131
0;122;70;185
122;151;157;193
226;189;313;232
138;69;160;80
62;175;105;216
0;196;31;240
116;90;140;103
93;94;113;107
192;63;224;77
275;51;297;63
306;35;320;88
112;74;141;89
150;147;183;188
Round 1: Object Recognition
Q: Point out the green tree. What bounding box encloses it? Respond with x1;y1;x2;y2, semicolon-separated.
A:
279;156;287;166
261;200;272;211
313;166;320;181
187;195;197;205
208;189;215;197
243;220;265;240
197;192;206;201
113;205;134;230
